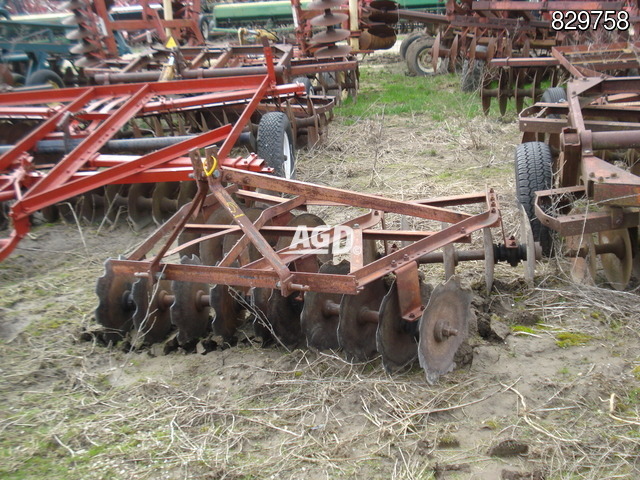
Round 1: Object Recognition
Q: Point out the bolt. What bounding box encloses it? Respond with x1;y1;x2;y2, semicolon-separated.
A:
391;260;397;266
442;327;459;337
611;173;618;178
598;176;604;182
353;224;360;228
589;172;595;178
213;170;221;179
403;254;409;260
409;313;415;318
460;227;466;234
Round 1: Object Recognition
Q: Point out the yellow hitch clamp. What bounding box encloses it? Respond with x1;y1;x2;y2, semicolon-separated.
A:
202;154;218;177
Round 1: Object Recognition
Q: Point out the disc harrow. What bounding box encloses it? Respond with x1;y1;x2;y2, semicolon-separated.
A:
398;0;639;112
516;59;640;290
0;59;328;260
91;146;536;382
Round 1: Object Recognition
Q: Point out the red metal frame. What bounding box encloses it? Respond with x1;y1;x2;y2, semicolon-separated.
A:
518;75;640;237
106;159;507;322
0;66;305;260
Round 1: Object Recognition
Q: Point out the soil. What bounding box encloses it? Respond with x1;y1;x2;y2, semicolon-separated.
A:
1;52;640;480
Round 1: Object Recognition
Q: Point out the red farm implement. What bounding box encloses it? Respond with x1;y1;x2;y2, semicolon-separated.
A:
0;66;323;261
398;0;639;112
515;46;640;289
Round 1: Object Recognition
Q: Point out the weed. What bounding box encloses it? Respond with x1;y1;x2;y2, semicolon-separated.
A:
555;332;592;348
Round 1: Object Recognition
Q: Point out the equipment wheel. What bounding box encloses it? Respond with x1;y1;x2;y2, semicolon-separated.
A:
257;112;295;180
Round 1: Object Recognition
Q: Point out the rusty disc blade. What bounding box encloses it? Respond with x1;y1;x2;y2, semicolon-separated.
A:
170;255;211;349
483;228;495;294
127;182;154;231
309;28;350;45
251;286;272;343
337;278;387;362
366;24;396;37
314;44;352;58
104;184;128;222
376;280;432;373
79;187;106;223
449;35;459;72
177;180;197;209
308;0;344;10
519;204;538;285
498;70;509;116
277;213;332;264
514;71;524;113
431;32;441;73
565;234;596;286
210;283;242;343
95;258;135;343
40;205;59;223
469;37;477;62
176;211;205;258
300;260;350;350
370;0;398;10
151;182;180;225
310;11;349;27
199;206;233;266
418;277;472;384
368;9;399;24
131;278;173;345
481;88;491;115
597;228;632;290
221;207;266;262
262;289;304;347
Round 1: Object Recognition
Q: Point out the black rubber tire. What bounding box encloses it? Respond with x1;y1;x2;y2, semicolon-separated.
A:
405;36;435;76
461;46;487;92
399;32;423;60
199;17;210;40
293;76;314;96
541;87;566;104
515;142;554;256
257;112;295;180
25;69;64;89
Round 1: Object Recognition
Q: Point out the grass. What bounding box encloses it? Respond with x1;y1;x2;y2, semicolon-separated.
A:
555;332;592;348
337;69;485;122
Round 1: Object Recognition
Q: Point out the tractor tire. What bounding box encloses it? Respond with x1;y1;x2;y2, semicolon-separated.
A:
25;69;64;89
405;36;435;76
541;87;566;104
257;112;296;180
293;76;314;96
399;32;423;60
199;17;210;40
515;142;554;256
